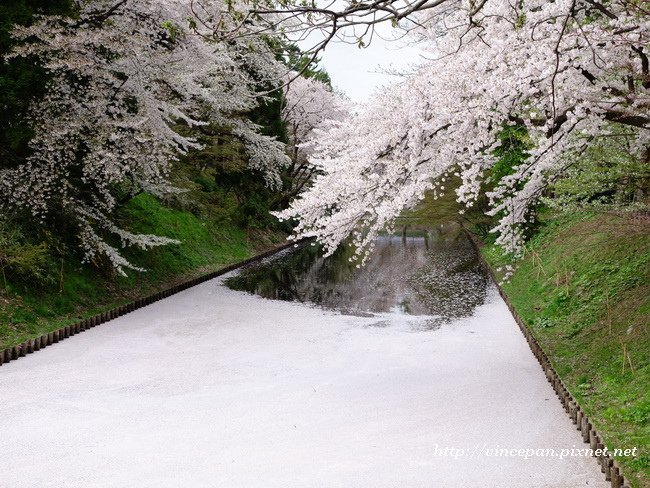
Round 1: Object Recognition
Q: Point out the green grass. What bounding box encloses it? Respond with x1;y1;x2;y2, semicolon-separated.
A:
482;211;650;488
0;193;286;351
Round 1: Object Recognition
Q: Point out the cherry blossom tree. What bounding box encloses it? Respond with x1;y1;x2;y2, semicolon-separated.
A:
1;0;290;274
281;75;351;200
276;0;649;261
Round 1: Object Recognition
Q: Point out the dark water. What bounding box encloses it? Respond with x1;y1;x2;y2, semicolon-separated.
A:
225;223;489;325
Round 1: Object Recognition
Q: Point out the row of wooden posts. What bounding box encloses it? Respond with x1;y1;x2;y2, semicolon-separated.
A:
501;286;629;488
0;240;302;368
465;230;630;488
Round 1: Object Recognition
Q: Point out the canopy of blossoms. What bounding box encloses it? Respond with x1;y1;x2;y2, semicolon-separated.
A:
276;0;649;261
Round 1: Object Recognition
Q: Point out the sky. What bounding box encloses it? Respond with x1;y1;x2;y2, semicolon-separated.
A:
302;23;426;103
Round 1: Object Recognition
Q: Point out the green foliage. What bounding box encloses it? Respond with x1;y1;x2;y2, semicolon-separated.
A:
0;0;73;162
546;128;650;211
249;88;288;143
399;181;465;224
489;124;532;185
486;124;546;239
280;42;332;85
0;216;52;287
176;125;286;230
469;123;647;247
452;125;536;241
161;20;180;42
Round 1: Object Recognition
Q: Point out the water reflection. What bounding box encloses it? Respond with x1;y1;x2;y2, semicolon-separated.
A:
225;223;489;326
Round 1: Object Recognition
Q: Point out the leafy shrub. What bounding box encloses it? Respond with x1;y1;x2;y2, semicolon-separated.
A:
0;217;53;287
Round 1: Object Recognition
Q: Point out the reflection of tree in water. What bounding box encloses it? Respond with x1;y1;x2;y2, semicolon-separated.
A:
225;223;488;322
409;235;489;321
225;243;359;303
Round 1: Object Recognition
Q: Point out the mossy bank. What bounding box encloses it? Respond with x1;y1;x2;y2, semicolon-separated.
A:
0;193;286;352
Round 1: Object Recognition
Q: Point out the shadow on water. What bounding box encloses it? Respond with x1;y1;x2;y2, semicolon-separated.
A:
225;222;489;328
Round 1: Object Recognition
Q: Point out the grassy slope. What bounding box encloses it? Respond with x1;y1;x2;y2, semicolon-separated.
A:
482;212;649;488
0;193;286;351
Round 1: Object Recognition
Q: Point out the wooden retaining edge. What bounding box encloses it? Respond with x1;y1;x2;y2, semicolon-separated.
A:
464;229;630;488
0;239;307;369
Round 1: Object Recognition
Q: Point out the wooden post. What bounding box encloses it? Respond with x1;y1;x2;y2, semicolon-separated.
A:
581;419;590;443
589;429;597;450
605;458;613;481
596;443;605;471
610;464;621;488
